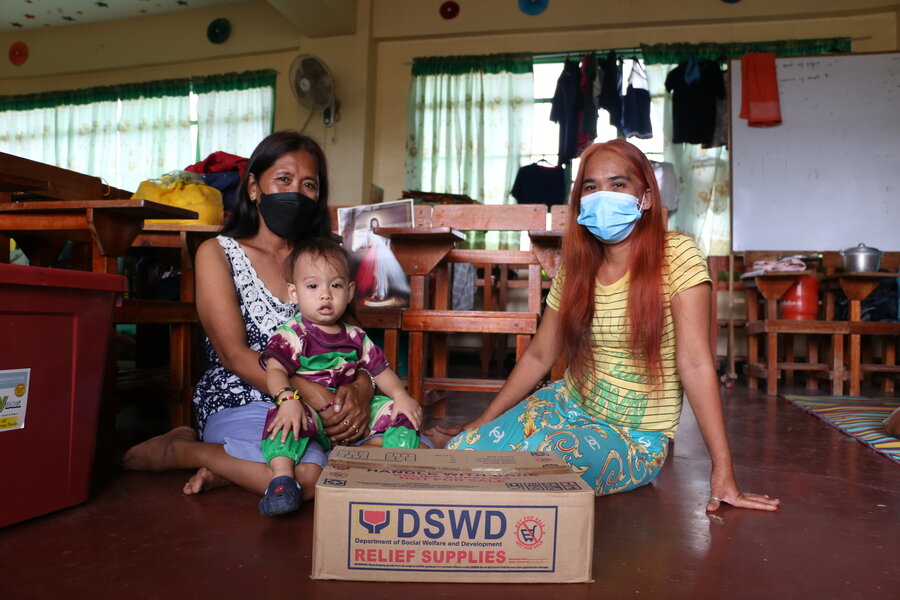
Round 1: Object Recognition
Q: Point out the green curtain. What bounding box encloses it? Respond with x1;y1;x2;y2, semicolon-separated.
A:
0;70;273;192
405;53;534;250
195;71;276;162
191;69;276;93
412;54;534;76
119;95;194;191
640;37;851;65
0;79;190;112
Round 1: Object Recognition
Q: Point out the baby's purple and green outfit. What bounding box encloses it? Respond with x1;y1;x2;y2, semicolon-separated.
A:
259;316;418;464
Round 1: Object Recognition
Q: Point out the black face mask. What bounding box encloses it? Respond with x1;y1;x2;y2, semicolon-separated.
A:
257;192;317;238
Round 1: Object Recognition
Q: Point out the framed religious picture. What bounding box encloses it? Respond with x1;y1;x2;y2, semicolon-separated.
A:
336;199;413;308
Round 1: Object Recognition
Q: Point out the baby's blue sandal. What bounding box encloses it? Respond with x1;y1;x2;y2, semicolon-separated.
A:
259;475;302;517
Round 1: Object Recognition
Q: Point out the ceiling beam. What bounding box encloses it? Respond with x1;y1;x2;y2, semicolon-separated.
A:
265;0;357;37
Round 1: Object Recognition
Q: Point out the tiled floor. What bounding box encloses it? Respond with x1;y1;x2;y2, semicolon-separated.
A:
3;373;899;599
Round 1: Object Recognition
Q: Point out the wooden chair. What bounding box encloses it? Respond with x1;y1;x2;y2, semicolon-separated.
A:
400;203;549;414
708;254;749;382
430;204;548;375
328;204;434;371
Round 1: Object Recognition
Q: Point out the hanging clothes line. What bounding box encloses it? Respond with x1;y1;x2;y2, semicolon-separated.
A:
533;47;642;63
533;36;863;66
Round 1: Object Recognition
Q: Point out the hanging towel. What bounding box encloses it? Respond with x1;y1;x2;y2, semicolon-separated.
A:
739;52;782;127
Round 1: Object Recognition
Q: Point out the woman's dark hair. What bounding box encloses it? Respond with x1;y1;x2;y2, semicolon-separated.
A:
221;130;331;242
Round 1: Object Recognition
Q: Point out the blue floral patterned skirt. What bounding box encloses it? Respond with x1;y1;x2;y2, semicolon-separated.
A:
446;380;670;496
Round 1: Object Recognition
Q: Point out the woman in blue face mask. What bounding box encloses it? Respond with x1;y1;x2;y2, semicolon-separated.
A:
437;139;779;513
124;131;378;502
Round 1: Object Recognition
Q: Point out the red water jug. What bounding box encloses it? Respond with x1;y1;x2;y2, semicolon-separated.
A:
781;276;819;320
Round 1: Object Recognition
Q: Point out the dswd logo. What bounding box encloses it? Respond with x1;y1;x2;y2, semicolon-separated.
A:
514;516;545;550
358;507;391;535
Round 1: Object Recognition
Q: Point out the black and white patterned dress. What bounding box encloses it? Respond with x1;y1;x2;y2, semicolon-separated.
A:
193;236;296;435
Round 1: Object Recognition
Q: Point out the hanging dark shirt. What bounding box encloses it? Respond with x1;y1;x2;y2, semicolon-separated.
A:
510;163;567;206
550;59;583;164
578;54;598;150
596;51;623;133
665;60;725;145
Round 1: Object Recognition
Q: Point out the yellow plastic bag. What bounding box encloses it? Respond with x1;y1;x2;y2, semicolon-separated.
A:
133;170;224;226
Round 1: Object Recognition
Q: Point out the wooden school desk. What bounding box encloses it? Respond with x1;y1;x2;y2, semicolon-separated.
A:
821;272;900;396
742;269;848;396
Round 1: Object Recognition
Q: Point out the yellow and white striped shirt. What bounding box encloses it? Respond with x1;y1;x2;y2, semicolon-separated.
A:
547;232;711;437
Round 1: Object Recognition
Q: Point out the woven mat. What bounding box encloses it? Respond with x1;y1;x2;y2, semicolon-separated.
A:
784;394;900;464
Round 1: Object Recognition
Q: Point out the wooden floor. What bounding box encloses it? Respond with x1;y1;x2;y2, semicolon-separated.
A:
3;372;899;600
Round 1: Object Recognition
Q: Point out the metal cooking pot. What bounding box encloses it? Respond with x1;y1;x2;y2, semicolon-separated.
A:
840;243;883;272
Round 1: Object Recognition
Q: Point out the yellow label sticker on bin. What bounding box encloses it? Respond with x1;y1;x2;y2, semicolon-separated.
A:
0;368;30;432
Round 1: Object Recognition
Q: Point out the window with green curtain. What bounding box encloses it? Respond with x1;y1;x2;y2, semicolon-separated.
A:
193;70;276;163
405;53;534;250
0;70;275;192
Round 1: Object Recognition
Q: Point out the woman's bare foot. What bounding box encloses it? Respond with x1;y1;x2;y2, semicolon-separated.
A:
183;467;231;495
122;426;198;471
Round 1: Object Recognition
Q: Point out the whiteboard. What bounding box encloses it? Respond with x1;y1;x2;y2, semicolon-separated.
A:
730;52;900;252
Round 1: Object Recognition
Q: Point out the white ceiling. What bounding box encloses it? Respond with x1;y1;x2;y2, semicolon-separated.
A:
0;0;239;33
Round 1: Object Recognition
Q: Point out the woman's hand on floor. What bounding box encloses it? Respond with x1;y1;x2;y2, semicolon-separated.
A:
707;474;781;512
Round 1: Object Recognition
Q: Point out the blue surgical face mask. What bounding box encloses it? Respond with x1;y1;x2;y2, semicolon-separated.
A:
576;190;643;243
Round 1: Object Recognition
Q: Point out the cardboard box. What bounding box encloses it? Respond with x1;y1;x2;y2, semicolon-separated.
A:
312;447;594;583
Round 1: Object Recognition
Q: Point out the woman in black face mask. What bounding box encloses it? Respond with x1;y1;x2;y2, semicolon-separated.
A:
124;131;376;501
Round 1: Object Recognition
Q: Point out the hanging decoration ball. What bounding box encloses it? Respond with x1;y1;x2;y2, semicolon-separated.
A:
439;1;460;20
206;18;232;44
720;0;742;3
9;41;28;66
518;0;549;15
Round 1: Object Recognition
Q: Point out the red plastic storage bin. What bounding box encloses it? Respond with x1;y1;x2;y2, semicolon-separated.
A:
0;264;126;527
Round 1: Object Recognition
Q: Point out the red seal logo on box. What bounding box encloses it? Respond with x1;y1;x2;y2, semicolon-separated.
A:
514;516;545;550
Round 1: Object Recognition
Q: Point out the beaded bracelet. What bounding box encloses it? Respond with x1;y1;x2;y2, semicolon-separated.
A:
318;401;336;413
357;367;377;392
273;387;301;407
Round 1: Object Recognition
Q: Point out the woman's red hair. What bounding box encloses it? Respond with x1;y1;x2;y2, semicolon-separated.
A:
559;139;666;387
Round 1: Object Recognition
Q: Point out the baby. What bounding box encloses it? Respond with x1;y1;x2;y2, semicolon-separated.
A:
258;237;422;516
